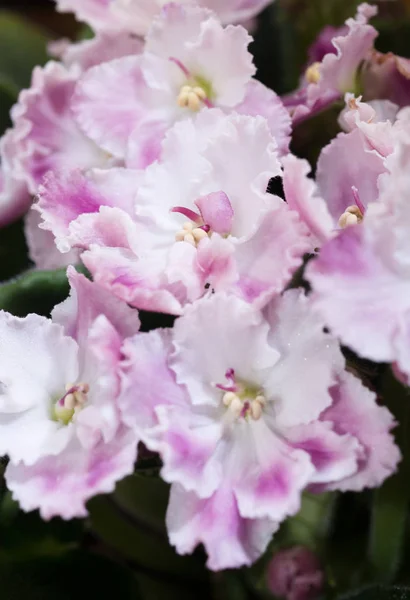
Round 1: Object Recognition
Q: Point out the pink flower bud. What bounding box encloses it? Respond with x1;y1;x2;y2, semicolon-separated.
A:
267;546;324;600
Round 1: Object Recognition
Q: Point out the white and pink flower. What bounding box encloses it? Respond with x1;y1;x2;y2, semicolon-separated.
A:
307;114;410;377
72;3;291;168
118;290;399;569
36;111;309;314
0;267;140;519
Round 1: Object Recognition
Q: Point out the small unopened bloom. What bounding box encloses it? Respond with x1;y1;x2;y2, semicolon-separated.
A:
267;546;324;600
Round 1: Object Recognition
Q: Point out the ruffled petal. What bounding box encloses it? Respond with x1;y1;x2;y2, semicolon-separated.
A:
282;154;333;245
0;313;79;464
35;168;141;252
73;56;160;158
264;290;345;428
119;329;188;432
287;420;361;485
316;128;387;221
11;62;107;194
171;293;279;408
231;419;315;521
52;266;140;344
167;483;278;571
319;372;400;491
307;224;410;363
233;79;292;156
232;205;311;306
82;246;184;315
6;427;138;520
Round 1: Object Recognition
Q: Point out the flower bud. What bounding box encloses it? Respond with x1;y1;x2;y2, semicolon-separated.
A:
267;546;324;600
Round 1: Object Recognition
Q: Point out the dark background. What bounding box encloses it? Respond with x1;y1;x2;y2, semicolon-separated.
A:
0;0;79;37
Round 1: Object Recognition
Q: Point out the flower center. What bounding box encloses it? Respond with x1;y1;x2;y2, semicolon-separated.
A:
170;57;214;111
171;205;212;247
338;205;364;228
305;62;321;84
52;382;89;425
175;221;211;246
217;369;266;422
177;85;208;111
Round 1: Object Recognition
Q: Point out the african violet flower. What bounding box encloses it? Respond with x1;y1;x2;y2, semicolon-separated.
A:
118;291;399;569
284;3;378;124
56;0;273;37
72;3;291;168
36;110;309;314
307;110;410;378
281;90;402;250
0;267;140;519
285;3;410;125
8;61;110;197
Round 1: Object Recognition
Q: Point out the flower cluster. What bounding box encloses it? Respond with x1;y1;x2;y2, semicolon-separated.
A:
0;0;405;573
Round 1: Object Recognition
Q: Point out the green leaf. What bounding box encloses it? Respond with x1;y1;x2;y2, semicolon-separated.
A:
88;475;208;583
0;266;87;317
0;11;49;92
77;24;95;41
0;550;141;599
339;585;410;600
0;492;83;562
368;370;410;582
282;492;336;549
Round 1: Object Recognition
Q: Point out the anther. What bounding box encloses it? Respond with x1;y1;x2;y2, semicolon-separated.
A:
223;391;237;406
338;205;364;228
177;85;208;111
305;62;321;84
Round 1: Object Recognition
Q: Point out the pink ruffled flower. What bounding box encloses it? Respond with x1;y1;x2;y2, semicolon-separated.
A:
118;290;399;568
338;93;398;158
307;25;348;66
9;61;111;196
0;267;140;519
284;4;378;124
282;124;388;248
36;111;309;314
285;4;410;125
72;3;291;167
307;120;410;375
56;0;272;36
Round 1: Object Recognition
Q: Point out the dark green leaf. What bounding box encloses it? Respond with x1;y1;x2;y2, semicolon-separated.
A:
77;24;95;41
0;550;140;599
339;585;410;600
0;12;49;92
282;492;336;549
368;371;410;582
0;492;83;562
88;474;208;582
0;265;88;317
